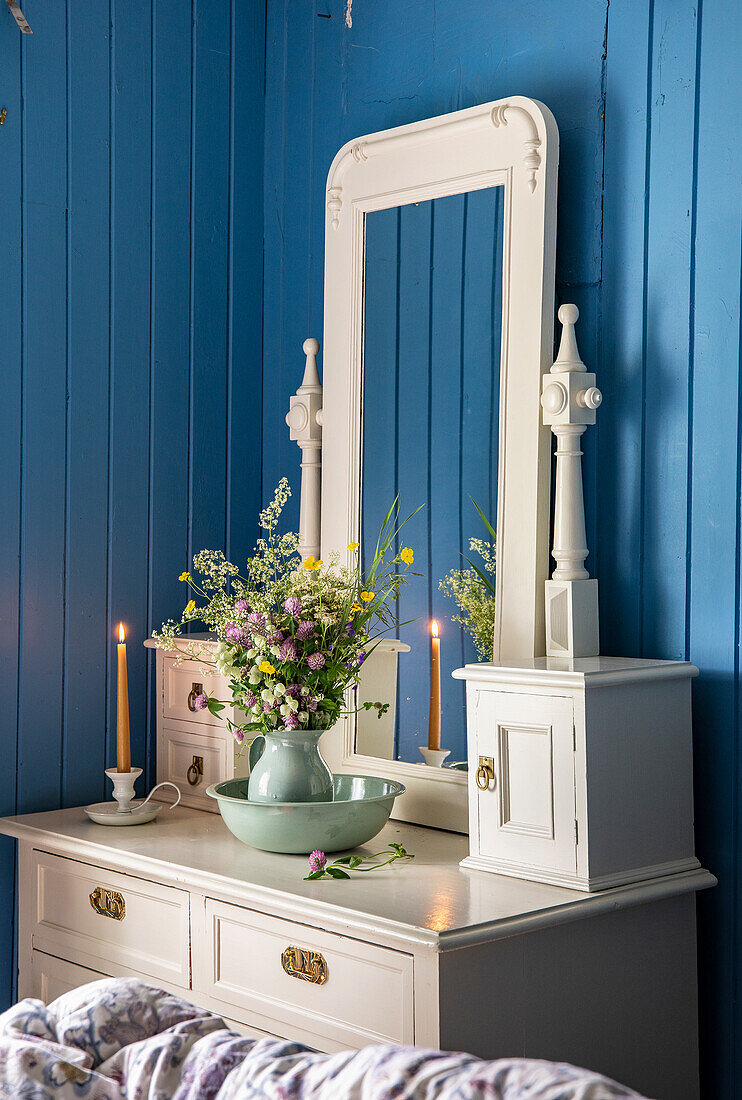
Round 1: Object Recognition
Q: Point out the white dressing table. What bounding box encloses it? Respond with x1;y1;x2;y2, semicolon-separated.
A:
0;805;713;1099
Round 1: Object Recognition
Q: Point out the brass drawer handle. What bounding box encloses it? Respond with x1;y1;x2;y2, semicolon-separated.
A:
476;756;495;791
89;886;125;921
187;755;204;786
187;682;204;712
281;945;328;985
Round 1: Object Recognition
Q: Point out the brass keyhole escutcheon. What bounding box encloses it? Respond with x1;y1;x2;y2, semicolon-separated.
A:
186;755;204;786
187;682;203;712
0;108;7;126
281;945;328;985
476;756;495;791
89;886;125;921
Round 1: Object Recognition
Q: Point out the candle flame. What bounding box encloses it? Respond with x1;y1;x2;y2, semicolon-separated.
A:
431;619;439;638
118;622;126;643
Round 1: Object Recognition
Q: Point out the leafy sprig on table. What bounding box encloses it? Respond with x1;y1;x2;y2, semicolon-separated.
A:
304;843;414;880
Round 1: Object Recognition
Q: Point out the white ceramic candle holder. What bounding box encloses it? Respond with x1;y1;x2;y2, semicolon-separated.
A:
105;767;142;813
419;747;451;768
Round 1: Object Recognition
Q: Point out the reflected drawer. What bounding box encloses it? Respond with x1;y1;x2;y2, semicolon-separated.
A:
193;898;414;1048
32;851;190;986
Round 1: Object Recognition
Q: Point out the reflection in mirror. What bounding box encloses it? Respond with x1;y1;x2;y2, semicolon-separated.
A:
356;186;504;768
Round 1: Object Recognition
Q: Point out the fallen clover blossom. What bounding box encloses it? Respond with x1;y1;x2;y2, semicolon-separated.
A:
304;843;414;881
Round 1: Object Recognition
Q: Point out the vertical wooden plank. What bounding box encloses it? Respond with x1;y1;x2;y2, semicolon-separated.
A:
16;0;68;812
429;193;467;759
107;0;152;778
189;0;230;557
228;0;265;564
395;201;432;763
148;0;193;783
641;0;698;660
262;0;315;531
688;2;742;1093
0;12;23;1008
598;0;651;657
63;0;112;807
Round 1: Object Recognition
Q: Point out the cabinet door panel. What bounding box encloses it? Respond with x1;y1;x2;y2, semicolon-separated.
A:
476;692;576;874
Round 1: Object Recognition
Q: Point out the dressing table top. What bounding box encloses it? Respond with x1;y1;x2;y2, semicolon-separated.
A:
0;807;715;953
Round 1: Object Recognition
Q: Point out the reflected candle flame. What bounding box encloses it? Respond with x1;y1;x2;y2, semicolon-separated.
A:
118;622;126;644
431;619;439;638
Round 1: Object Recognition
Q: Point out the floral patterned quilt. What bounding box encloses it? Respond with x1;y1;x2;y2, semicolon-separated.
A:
0;978;649;1099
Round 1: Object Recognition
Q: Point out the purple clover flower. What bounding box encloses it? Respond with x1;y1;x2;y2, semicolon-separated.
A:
308;850;327;874
225;624;241;644
279;639;298;662
247;611;266;630
262;699;277;713
306;698;319;713
307;651;326;671
283;712;299;730
285;684;302;700
193;693;208;711
296;620;315;641
271;630;285;645
284;596;302;617
232;726;246;745
244;690;256;708
235;599;249;615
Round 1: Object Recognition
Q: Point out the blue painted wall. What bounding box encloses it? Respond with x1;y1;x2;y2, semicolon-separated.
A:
262;1;742;1094
0;0;264;1002
3;0;742;1094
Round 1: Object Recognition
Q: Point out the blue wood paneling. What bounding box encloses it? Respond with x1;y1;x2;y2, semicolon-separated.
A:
0;0;264;1010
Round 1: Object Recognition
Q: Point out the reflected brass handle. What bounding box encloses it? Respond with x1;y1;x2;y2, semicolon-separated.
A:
187;755;204;786
187;682;204;712
281;945;328;985
89;886;125;921
476;756;495;791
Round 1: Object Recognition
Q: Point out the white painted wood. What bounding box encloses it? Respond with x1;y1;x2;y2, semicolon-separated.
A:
355;638;410;759
145;644;251;811
473;692;577;874
31;952;107;1003
193;896;414;1048
31;850;190;986
286;337;323;562
2;806;713;1092
320;97;559;829
455;656;700;890
542;304;602;657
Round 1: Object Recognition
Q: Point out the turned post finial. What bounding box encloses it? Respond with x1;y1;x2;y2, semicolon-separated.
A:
286;338;323;561
541;305;601;657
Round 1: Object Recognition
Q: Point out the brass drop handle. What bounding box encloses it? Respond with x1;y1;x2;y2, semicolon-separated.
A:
281;945;328;985
187;682;203;712
476;756;495;791
186;755;204;786
89;886;125;921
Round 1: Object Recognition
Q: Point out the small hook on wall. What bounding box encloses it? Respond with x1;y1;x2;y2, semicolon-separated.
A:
6;0;32;34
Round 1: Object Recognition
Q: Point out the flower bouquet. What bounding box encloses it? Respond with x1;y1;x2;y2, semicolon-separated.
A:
153;479;417;803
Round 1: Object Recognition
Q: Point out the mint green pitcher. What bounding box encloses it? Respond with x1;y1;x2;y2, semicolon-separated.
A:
248;729;333;803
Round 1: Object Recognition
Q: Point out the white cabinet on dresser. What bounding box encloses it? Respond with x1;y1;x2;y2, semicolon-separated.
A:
144;639;249;810
454;657;700;891
1;805;715;1099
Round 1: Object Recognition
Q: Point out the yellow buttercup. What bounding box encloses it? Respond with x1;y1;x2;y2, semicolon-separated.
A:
302;556;323;571
184;600;195;614
347;542;360;552
258;660;276;675
179;571;191;582
360;591;375;603
400;547;414;565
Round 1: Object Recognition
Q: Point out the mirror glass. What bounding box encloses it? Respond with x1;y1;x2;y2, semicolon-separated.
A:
356;186;504;768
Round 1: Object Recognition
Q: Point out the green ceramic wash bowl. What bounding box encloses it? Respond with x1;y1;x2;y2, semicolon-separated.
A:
206;774;406;854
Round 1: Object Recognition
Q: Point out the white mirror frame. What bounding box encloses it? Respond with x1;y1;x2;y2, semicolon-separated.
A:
320;96;559;831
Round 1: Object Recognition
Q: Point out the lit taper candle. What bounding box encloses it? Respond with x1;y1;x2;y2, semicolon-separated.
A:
116;623;131;773
428;619;441;751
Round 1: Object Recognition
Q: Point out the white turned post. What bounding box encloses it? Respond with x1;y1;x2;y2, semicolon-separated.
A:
541;305;602;657
286;338;323;562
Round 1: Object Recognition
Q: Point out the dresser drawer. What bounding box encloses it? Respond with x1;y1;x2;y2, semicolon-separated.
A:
159;722;250;811
32;852;190;987
163;655;227;727
30;951;108;1003
193;898;414;1048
